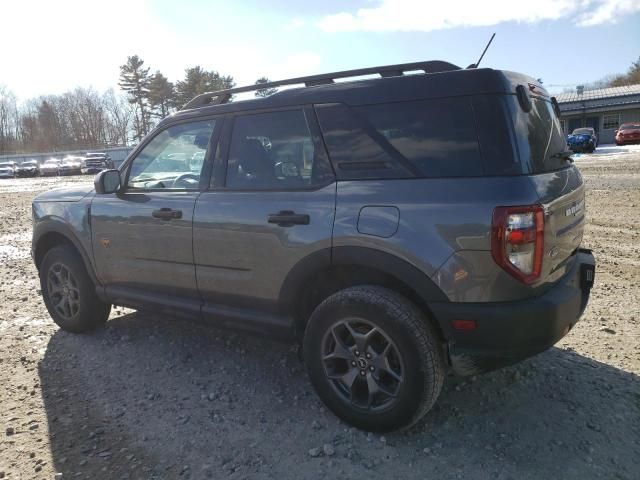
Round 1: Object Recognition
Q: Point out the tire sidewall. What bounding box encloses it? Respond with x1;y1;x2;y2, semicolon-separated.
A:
40;245;108;332
304;292;430;431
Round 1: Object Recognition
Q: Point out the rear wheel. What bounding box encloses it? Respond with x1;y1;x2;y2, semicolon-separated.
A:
303;286;444;432
40;245;110;333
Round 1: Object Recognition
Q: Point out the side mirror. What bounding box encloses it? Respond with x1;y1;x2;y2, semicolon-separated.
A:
94;169;121;194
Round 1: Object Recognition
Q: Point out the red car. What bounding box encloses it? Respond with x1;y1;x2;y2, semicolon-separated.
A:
615;123;640;145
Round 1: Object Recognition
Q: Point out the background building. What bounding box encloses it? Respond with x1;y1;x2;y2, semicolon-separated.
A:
556;84;640;144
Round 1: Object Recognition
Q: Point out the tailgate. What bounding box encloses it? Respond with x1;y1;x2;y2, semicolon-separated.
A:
529;165;585;282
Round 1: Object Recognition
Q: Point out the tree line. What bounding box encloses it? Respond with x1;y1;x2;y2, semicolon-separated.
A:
1;54;274;155
575;56;640;91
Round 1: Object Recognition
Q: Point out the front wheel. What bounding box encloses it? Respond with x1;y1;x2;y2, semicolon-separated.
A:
40;245;111;333
303;286;444;432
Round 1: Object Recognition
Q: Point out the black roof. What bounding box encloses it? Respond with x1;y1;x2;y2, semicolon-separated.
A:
164;65;531;126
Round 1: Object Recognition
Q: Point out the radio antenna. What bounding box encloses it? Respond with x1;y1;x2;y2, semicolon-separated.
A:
468;33;495;69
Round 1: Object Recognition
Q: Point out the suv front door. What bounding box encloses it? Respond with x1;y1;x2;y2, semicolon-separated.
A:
91;119;218;314
193;107;336;333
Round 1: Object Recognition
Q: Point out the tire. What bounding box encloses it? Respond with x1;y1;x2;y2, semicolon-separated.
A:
303;285;444;432
40;244;111;333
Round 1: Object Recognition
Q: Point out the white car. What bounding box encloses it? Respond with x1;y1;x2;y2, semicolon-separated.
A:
39;159;61;176
59;156;83;176
0;162;17;178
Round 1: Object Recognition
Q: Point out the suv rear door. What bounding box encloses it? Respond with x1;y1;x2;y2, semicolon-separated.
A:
193;107;336;333
91;119;218;315
505;92;586;284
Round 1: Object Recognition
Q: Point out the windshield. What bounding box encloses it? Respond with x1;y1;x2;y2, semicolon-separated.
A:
508;96;570;174
0;163;13;168
573;128;593;135
621;124;640;130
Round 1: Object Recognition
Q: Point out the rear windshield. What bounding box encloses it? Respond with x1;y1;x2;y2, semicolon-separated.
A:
507;96;570;174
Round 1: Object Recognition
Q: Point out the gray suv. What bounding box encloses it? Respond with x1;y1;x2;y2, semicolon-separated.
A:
32;60;595;432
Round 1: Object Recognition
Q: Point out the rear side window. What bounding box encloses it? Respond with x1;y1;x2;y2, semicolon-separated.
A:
315;104;416;180
354;98;483;177
316;98;483;179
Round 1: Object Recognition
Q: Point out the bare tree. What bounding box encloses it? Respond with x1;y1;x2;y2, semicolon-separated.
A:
0;86;20;154
103;89;133;145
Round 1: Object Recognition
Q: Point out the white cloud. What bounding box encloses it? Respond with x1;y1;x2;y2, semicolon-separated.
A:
318;0;640;32
576;0;640;26
2;0;163;99
284;18;306;30
2;0;323;100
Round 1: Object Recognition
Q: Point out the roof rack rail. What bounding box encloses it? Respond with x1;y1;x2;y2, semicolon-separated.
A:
181;60;461;110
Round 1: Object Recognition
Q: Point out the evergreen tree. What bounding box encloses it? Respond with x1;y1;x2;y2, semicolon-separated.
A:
175;66;234;107
118;55;151;140
148;71;175;119
254;77;278;97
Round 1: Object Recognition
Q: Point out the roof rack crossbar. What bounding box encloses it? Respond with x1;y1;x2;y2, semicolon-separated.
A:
181;60;460;110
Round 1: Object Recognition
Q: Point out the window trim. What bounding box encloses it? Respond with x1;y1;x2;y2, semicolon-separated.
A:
603;113;620;130
212;105;335;193
119;115;222;193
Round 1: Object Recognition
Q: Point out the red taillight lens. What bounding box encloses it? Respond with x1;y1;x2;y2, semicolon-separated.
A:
491;205;544;284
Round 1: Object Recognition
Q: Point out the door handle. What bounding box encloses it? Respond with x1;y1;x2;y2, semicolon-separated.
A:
267;210;310;227
152;208;183;220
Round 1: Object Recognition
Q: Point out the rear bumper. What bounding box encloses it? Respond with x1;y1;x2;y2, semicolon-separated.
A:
430;249;595;375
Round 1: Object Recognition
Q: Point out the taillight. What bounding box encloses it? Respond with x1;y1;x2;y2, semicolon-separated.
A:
491;205;544;284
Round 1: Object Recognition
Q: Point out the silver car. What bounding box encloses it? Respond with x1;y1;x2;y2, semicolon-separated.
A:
39;159;61;176
0;162;17;178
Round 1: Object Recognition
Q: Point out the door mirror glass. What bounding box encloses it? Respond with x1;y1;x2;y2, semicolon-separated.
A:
95;169;121;194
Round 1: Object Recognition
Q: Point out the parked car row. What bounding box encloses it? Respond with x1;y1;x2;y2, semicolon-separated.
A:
0;153;114;178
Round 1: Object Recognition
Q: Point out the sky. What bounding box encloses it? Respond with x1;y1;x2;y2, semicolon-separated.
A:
2;0;640;101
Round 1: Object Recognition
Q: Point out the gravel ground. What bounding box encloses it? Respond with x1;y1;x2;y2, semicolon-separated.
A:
1;146;639;480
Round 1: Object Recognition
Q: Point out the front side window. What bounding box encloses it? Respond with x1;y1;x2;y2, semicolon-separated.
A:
127;120;215;189
225;110;323;189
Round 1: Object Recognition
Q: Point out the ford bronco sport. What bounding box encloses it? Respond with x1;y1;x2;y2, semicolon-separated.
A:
32;60;595;432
